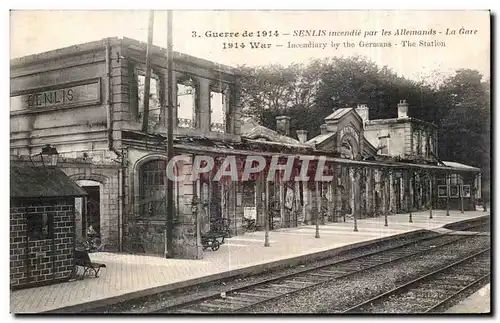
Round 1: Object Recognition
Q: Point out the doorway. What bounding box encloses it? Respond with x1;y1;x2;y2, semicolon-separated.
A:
83;186;100;237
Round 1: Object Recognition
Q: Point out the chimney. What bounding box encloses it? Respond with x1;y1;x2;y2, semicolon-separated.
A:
296;130;308;143
276;116;291;136
397;100;409;119
356;104;369;123
320;124;328;135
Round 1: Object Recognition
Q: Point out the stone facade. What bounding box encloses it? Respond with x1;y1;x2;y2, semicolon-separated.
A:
10;37;482;260
10;198;75;289
10;37;243;259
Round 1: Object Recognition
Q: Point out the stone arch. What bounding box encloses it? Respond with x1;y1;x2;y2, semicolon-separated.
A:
133;153;169;174
70;173;109;185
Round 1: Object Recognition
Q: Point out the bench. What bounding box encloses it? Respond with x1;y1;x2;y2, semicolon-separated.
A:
201;218;231;251
74;250;106;279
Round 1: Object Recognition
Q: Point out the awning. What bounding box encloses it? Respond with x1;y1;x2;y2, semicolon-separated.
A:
173;144;481;173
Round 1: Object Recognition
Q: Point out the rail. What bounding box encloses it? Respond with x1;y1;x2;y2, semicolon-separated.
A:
153;223;487;313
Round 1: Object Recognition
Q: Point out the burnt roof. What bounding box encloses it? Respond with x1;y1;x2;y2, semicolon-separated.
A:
10;166;87;199
11;37;241;76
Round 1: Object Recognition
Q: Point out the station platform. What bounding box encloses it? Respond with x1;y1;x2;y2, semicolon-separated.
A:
446;284;491;314
10;210;489;313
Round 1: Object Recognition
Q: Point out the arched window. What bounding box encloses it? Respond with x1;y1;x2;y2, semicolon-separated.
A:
341;139;355;159
138;159;181;218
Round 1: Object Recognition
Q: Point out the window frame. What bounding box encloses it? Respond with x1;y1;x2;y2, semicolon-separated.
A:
378;134;390;155
129;64;163;124
27;211;54;241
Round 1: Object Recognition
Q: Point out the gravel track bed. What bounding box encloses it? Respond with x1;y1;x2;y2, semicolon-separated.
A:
86;231;439;313
243;235;490;314
363;254;490;313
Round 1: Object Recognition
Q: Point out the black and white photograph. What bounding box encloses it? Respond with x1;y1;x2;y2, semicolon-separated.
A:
8;9;491;315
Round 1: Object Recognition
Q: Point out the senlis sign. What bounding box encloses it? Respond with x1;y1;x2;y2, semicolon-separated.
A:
27;88;75;108
10;79;101;113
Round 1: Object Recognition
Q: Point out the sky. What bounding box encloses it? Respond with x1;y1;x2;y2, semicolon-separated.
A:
10;10;490;82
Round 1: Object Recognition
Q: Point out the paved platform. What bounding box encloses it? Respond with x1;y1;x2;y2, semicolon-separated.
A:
446;284;491;314
10;210;489;313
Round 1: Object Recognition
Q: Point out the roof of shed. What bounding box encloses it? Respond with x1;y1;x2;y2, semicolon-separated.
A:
324;108;353;121
306;132;336;145
10;166;87;199
240;117;308;147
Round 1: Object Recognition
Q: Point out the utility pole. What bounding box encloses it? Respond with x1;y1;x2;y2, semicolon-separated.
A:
141;10;155;133
166;10;175;258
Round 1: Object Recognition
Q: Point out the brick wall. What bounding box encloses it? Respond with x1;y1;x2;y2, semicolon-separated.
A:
10;198;75;289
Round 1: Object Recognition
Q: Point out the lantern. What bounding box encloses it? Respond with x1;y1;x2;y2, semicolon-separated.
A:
30;144;60;167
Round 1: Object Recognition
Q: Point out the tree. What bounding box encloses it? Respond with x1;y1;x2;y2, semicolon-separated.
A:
238;60;491;195
238;60;326;134
238;63;300;117
437;70;491;197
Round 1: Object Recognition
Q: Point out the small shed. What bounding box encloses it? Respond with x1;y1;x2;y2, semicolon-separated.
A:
435;161;481;211
10;165;87;289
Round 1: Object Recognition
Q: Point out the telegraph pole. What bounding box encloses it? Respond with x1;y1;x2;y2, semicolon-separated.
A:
166;10;175;258
141;10;155;133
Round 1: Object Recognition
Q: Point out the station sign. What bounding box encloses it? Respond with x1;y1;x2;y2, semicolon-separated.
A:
10;78;101;113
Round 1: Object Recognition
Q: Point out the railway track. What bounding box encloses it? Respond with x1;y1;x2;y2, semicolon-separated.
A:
156;226;488;313
343;248;490;313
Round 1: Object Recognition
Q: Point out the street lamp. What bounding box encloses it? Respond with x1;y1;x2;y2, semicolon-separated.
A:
315;181;320;239
428;172;433;219
30;144;60;167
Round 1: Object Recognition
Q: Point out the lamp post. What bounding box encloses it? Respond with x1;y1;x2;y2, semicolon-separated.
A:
264;180;270;247
315;181;320;239
446;173;450;216
353;167;358;232
428;171;433;219
460;182;464;214
383;169;388;227
407;170;413;223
